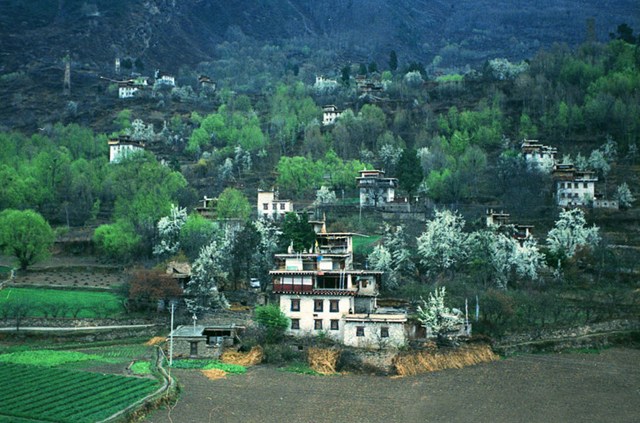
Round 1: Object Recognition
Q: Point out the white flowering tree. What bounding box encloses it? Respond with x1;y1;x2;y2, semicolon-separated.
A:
153;204;187;258
547;208;600;260
486;58;529;80
368;224;416;291
125;119;155;142
468;230;544;289
313;186;337;207
416;287;463;338
589;149;611;194
514;238;545;282
417;209;469;276
184;228;235;313
614;182;635;209
250;218;281;290
378;143;403;170
403;70;424;88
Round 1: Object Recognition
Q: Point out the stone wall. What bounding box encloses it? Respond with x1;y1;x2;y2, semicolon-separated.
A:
494;319;640;354
337;348;398;375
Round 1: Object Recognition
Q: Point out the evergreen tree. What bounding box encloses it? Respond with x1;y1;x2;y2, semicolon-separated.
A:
389;50;398;72
397;148;423;203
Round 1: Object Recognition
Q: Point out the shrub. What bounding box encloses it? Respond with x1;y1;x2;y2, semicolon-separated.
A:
254;304;289;343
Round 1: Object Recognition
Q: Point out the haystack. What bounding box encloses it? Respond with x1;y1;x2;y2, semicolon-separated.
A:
308;347;340;375
145;336;166;346
201;368;227;380
221;346;263;366
394;344;498;377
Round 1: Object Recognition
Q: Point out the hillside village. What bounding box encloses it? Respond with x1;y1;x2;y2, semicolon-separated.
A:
0;22;639;422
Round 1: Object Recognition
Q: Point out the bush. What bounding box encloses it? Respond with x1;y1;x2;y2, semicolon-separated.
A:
254;304;289;343
262;343;303;364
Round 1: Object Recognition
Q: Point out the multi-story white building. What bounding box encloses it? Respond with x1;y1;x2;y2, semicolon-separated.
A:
357;169;398;207
257;190;293;220
108;136;145;163
118;83;138;99
521;140;557;172
552;164;597;207
271;230;407;348
322;105;342;126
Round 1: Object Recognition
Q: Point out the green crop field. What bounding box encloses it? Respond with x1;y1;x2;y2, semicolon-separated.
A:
353;234;381;255
0;287;123;318
0;362;159;422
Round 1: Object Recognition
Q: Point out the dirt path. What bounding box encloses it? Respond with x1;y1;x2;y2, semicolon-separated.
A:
145;348;640;423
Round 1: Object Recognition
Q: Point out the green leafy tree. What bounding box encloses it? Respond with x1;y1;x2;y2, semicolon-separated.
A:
0;209;54;270
254;304;289;343
93;220;141;262
276;156;323;198
179;214;218;261
280;213;316;253
216;188;252;221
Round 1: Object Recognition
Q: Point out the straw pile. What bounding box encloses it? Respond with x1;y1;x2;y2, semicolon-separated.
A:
229;302;252;311
307;347;340;375
220;346;263;366
393;344;498;377
145;336;166;346
201;368;227;380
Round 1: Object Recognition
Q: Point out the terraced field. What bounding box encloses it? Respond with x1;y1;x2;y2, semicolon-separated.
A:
0;363;159;422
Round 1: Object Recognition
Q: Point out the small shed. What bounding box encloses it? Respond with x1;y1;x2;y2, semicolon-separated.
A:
168;324;243;359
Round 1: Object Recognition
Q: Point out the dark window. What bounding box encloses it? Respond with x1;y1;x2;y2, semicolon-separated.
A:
330;300;339;312
291;319;300;330
356;326;365;337
280;203;286;210
314;319;323;330
330;320;339;331
361;279;368;288
190;341;198;356
314;300;324;312
262;203;269;210
290;299;300;312
381;327;389;338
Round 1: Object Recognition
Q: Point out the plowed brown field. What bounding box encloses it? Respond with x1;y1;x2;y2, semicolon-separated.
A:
146;348;640;423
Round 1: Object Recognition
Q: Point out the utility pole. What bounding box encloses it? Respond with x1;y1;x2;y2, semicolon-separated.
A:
169;302;175;366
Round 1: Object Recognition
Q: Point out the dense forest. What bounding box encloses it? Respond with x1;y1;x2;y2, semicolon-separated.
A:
1;26;639;336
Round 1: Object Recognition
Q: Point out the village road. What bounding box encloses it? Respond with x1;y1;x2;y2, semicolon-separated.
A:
145;347;640;423
0;324;156;332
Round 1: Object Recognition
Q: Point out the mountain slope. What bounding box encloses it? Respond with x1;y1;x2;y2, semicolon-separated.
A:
1;0;638;73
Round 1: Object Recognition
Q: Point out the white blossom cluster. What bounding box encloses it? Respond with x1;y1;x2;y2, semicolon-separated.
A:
416;287;463;336
546;208;600;258
152;204;187;257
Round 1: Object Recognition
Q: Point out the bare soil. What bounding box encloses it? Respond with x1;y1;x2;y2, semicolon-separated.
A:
145;348;640;423
1;254;125;289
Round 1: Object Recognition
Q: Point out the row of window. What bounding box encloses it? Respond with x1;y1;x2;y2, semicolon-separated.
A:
559;182;591;189
290;319;389;337
290;299;340;313
559;192;582;199
262;202;287;210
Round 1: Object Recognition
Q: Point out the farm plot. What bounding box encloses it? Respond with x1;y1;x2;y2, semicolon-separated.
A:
0;287;123;318
0;362;159;422
13;270;125;289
